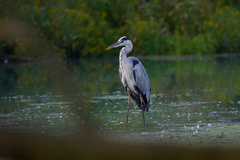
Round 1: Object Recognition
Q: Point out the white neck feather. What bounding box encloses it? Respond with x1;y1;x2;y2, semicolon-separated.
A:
120;41;133;55
119;40;133;69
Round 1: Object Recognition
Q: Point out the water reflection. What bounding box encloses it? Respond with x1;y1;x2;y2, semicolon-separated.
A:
0;55;240;146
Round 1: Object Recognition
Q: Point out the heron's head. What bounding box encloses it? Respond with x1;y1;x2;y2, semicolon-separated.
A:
106;36;132;50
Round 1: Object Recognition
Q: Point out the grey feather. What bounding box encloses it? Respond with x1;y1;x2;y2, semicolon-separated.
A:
117;37;151;111
107;36;151;125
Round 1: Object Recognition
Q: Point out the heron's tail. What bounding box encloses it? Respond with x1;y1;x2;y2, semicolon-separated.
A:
132;98;150;112
136;103;149;112
131;94;149;112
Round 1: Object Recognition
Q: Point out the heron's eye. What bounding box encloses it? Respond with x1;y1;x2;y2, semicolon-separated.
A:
121;40;124;43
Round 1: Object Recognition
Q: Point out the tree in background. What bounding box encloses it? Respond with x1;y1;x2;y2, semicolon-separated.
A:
0;0;240;59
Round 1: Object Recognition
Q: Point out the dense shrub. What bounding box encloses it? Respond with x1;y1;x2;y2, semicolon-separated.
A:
203;5;240;53
1;0;240;58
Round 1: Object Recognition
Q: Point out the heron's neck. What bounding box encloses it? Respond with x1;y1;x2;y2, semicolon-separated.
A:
119;42;133;59
119;42;133;68
119;50;126;68
121;41;133;55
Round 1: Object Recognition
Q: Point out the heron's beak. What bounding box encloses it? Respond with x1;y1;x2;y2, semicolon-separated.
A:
106;41;121;50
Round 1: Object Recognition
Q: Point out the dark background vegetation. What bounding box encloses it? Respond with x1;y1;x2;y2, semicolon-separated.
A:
1;0;240;59
1;1;240;159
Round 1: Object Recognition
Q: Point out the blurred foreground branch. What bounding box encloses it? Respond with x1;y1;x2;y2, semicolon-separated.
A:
0;131;240;160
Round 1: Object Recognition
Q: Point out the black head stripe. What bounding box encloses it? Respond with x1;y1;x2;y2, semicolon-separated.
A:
121;36;129;41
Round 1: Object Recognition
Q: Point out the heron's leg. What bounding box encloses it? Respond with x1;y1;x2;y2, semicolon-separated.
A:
126;88;130;126
140;94;145;126
134;101;137;112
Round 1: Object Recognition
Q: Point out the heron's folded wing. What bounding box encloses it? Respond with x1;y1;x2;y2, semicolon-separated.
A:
132;63;150;96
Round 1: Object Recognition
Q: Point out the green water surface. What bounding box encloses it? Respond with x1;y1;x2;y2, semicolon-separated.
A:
1;55;240;147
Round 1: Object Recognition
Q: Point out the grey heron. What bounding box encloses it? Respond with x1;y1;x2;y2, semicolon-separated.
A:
106;36;151;126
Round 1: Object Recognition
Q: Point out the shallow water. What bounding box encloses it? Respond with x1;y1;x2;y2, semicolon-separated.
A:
1;55;240;147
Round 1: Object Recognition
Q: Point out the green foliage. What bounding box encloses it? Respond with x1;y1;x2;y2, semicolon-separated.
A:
124;17;168;55
1;0;240;58
202;5;240;53
166;32;215;55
